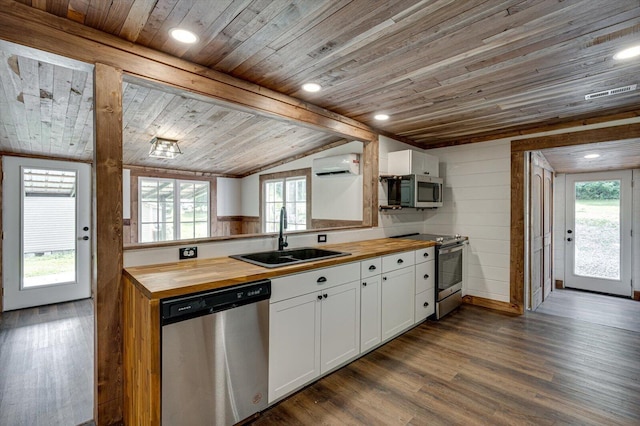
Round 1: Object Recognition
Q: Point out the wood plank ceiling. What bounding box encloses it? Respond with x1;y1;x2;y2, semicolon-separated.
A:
3;0;640;173
541;139;640;173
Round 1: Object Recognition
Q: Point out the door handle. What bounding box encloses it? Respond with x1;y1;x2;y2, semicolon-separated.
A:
567;229;573;234
424;274;429;279
78;236;89;241
567;238;572;242
423;302;429;307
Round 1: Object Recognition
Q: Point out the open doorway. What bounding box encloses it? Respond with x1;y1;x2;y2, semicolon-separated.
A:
525;140;639;328
0;42;95;425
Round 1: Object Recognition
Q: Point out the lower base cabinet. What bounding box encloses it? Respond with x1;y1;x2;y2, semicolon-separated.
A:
268;280;360;403
381;266;415;341
360;275;382;352
268;292;320;403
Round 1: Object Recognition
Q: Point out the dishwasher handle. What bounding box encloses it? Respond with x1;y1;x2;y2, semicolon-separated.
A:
161;279;271;325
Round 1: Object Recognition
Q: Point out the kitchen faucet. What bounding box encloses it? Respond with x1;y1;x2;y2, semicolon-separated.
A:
278;206;288;251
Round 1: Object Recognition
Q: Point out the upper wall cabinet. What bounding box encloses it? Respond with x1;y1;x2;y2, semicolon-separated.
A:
388;150;439;177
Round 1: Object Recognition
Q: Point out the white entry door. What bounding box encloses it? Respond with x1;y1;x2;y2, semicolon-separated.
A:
3;156;91;311
565;170;632;297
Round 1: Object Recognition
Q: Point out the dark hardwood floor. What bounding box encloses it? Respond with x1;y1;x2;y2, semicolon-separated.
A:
0;299;94;426
255;304;640;425
536;288;640;333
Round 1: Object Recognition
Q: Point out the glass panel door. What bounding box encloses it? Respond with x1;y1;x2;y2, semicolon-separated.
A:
2;157;91;311
565;171;632;296
22;168;77;288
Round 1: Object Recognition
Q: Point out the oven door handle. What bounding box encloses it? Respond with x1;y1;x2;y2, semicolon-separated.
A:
439;243;465;255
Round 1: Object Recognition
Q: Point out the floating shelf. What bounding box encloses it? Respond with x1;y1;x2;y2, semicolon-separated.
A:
378;205;403;211
379;174;410;182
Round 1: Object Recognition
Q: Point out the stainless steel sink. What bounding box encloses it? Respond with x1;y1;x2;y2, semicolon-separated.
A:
230;247;350;268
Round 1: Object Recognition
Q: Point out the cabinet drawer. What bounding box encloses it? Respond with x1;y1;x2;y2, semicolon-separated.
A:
382;251;415;273
360;257;381;279
415;247;435;264
271;262;360;303
415;289;435;323
415;260;435;294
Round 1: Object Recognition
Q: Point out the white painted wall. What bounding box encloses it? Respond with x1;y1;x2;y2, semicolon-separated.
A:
421;139;512;303
240;141;363;220
217;177;242;216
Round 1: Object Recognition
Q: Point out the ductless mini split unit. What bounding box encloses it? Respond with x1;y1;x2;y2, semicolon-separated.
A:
584;84;637;100
312;153;360;176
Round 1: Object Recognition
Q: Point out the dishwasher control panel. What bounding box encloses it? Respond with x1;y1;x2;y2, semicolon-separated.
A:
161;279;271;325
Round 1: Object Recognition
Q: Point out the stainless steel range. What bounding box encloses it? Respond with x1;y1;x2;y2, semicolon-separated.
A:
394;233;467;319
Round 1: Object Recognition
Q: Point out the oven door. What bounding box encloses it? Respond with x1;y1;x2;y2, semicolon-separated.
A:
438;243;464;300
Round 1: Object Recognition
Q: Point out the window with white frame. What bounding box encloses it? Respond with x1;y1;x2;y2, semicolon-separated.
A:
139;177;209;242
261;169;311;233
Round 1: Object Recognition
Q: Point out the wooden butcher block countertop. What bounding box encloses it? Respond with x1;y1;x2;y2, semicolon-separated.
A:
123;238;435;300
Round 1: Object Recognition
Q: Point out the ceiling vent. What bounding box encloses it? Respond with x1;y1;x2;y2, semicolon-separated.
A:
585;84;637;100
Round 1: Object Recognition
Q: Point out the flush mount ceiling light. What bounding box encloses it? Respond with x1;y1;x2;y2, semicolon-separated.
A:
149;137;182;159
374;113;389;121
613;45;640;60
169;28;199;44
302;82;322;92
584;153;600;159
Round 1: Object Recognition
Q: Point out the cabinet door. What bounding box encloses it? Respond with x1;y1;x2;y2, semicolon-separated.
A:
269;292;321;402
423;153;439;177
360;275;381;353
381;266;415;342
320;280;361;374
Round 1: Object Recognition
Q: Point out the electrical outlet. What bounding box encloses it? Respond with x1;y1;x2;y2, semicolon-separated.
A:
179;246;197;259
317;234;327;243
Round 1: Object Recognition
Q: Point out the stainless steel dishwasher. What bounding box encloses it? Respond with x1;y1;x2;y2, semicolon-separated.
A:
161;279;271;426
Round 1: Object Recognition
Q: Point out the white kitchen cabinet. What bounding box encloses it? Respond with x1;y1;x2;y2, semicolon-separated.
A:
387;149;439;177
360;273;381;353
414;249;436;323
269;292;321;403
381;265;415;342
269;264;361;403
320;280;361;374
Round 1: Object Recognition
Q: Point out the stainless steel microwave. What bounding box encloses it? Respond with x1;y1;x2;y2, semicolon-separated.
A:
387;174;443;208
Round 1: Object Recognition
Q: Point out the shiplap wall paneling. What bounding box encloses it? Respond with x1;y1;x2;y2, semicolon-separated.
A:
423;139;511;303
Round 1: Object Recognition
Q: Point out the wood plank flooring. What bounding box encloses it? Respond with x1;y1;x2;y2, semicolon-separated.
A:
536;288;640;333
0;299;94;426
254;304;640;425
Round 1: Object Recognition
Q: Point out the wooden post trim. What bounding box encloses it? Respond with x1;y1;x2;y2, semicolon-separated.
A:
94;63;124;425
362;136;379;228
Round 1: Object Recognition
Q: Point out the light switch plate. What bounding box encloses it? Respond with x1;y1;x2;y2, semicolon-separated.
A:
179;246;197;259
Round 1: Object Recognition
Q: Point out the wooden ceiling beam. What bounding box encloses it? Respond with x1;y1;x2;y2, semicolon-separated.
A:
0;0;377;143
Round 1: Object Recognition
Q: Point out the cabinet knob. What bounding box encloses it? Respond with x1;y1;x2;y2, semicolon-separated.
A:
317;276;327;283
383;277;387;281
317;295;323;300
423;302;429;307
424;274;429;279
362;282;367;287
397;259;404;264
423;252;429;258
323;294;328;299
368;265;377;271
567;238;572;242
425;171;430;175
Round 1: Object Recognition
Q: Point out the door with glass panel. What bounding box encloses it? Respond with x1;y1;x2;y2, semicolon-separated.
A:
2;157;91;311
565;171;632;296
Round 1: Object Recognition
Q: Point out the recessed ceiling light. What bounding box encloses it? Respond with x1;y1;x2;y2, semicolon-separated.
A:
169;28;199;44
302;83;322;92
584;153;600;159
374;113;389;121
613;45;640;60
